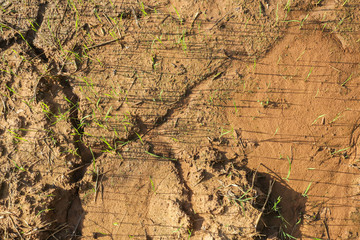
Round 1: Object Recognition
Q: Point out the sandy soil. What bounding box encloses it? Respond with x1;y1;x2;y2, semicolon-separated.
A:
1;0;360;239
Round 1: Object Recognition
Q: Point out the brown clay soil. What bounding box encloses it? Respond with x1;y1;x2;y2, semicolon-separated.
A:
1;0;360;239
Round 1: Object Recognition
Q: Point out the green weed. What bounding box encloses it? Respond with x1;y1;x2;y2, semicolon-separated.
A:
302;182;312;197
311;114;326;125
305;67;313;82
341;73;352;87
140;2;148;16
283;156;292;182
9;158;26;171
149;176;156;194
145;150;176;161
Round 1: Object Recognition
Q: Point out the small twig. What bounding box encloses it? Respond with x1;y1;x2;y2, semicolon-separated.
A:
260;163;290;187
210;13;230;30
140;221;150;239
87;38;122;50
191;12;201;28
103;13;122;38
328;65;341;73
116;72;137;110
71;212;84;240
94;167;99;203
262;180;275;212
66;164;89;175
43;222;67;240
9;215;24;240
1;96;7;119
255;180;275;228
131;7;141;28
103;13;114;27
160;15;170;24
323;219;331;240
251;164;260;190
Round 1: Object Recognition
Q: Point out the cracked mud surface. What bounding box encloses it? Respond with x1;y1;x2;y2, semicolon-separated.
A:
1;0;360;239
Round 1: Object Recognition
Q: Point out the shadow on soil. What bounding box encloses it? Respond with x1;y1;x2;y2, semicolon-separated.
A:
253;169;307;239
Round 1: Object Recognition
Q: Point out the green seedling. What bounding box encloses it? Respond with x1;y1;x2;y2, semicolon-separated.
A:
101;137;114;152
311;114;326;125
257;98;269;107
322;22;328;32
233;100;238;113
145;150;176;161
173;224;184;233
35;208;54;217
10;158;26;171
8;129;27;142
329;108;349;124
28;19;39;32
341;73;352;87
173;6;183;24
314;88;320;98
305;67;314;82
64;148;80;157
302;182;312;197
259;2;262;17
331;147;350;156
283;156;292;182
158;89;164;101
140;2;148;16
275;3;279;24
335;17;345;30
219;127;232;138
149;176;156;194
135;132;144;145
213;72;223;80
5;84;16;94
284;0;291;14
296;50;305;61
272;196;282;212
104;106;112;121
233;191;256;214
180;30;187;52
109;0;115;8
93;8;102;23
187;229;192;239
280;230;297;239
68;0;80;29
274;127;279;136
89;146;96;173
299;14;309;28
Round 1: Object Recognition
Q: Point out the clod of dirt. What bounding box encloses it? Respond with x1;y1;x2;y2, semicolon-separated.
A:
147;198;191;237
195;147;224;168
189;164;262;239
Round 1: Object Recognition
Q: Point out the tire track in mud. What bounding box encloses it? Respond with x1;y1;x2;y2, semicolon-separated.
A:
146;59;231;133
0;2;48;62
2;1;49;105
144;59;233;235
36;75;95;238
58;76;94;182
25;2;49;62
